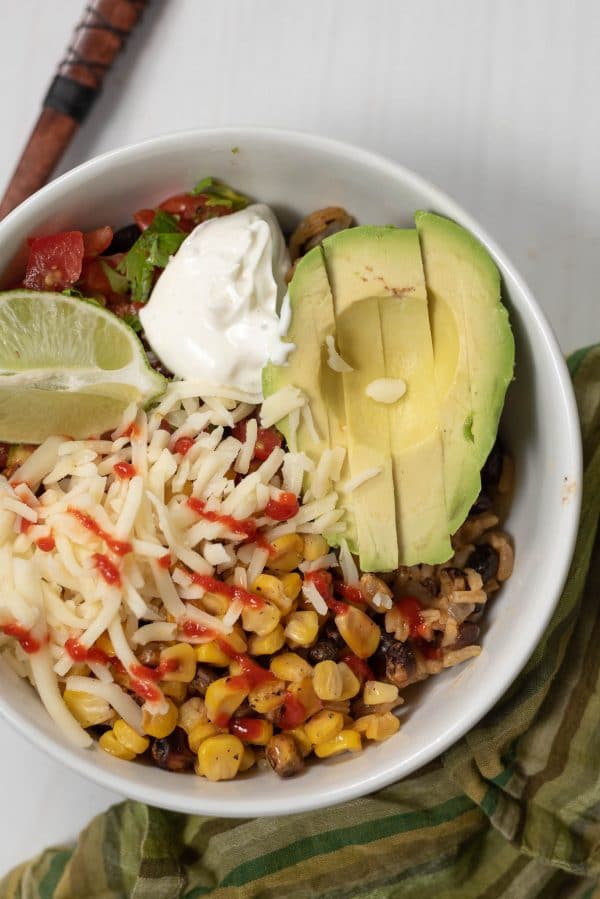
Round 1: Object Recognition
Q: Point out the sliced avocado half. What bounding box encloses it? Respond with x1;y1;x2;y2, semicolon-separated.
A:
415;212;515;531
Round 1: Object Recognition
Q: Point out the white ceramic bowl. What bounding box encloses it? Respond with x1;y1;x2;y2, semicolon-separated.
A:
0;128;582;817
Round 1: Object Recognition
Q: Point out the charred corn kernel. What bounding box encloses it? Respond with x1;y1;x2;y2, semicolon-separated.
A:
239;745;256;772
284;611;319;648
280;572;302;601
178;697;208;734
314;729;362;758
205;677;249;724
287;676;322;719
242;601;280;636
335;606;381;658
270;652;313;683
285;726;312;757
337;662;361;700
196;734;244;781
248;678;286;714
248;624;285;656
201;591;230;617
355;711;400;741
99;729;136;761
363;680;399;705
94;632;115;657
159;642;196;682
302;534;328;561
195;641;230;667
142;698;178;738
63;690;112;728
161;681;187;702
188;722;221;752
313;660;343;701
305;710;344;745
269;534;304;572
113;718;150;755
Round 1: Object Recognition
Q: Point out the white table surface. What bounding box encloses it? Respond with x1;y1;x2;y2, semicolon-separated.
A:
0;0;598;877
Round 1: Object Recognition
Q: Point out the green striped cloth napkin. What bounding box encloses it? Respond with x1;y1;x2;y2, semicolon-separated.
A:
3;345;600;899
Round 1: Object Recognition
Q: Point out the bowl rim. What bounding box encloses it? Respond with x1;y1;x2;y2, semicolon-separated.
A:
0;126;583;816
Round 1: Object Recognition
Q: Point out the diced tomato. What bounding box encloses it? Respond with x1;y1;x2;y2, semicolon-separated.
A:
159;193;207;219
305;569;333;600
342;653;374;682
82;226;113;258
265;492;299;521
24;231;84;291
254;427;282;460
133;209;156;231
78;258;111;295
173;436;194;456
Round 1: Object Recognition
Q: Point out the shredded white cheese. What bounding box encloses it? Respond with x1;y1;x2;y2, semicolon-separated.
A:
365;378;407;404
325;335;354;373
342;467;383;494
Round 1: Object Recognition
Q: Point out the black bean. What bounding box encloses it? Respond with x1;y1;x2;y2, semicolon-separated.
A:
481;440;503;490
452;621;480;650
0;443;9;472
137;642;163;668
103;223;141;255
189;664;218;696
151;728;195;772
466;544;499;582
371;633;416;687
308;640;339;664
323;620;345;650
266;734;304;778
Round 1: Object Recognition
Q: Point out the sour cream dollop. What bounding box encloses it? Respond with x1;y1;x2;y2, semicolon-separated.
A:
139;203;293;396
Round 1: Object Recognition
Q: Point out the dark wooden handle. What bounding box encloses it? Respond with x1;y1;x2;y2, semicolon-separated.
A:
0;0;149;221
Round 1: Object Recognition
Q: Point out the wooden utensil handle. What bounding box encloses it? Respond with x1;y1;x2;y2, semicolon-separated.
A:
0;0;148;221
45;0;148;122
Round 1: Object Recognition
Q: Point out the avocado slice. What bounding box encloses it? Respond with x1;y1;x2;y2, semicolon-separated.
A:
415;212;515;531
323;226;451;567
262;247;354;548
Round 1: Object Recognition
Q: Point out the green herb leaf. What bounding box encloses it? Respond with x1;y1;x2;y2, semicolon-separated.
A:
62;287;83;298
190;176;249;211
99;261;129;295
118;211;186;303
122;313;143;333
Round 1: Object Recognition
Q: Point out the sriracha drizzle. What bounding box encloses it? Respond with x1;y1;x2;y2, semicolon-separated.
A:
190;573;265;610
69;508;132;556
1;623;42;654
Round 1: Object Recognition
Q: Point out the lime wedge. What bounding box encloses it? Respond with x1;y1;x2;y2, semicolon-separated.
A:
0;290;166;443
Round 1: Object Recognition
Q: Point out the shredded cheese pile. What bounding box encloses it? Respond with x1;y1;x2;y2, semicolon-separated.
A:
0;382;350;747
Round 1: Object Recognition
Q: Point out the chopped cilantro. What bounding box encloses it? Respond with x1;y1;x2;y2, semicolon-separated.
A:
118;211;186;303
99;260;129;295
190;176;249;211
122;313;143;333
62;287;83;298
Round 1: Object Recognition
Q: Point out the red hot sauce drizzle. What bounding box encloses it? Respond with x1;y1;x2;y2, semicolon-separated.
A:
187;497;258;541
69;507;132;556
1;622;42;654
93;552;121;587
113;461;136;480
305;570;349;616
65;638;110;665
35;535;55;552
190;573;265;610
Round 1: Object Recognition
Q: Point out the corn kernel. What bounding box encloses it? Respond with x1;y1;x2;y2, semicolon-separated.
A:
313;660;343;701
305;710;344;746
239;745;256;772
159;643;196;682
99;729;136;761
63;689;112;728
285;726;312;757
230;717;273;745
178;697;208;734
362;681;399;705
242;601;280;636
161;680;187;702
335;606;381;658
270;652;313;683
200;591;230;616
113;718;150;755
94;632;115;657
195;641;230;667
337;662;361;700
205;677;249;725
253;573;288;607
269;534;304;572
314;729;362;758
196;734;244;781
226;625;248;653
302;534;328;561
354;711;400;741
280;572;302;601
284;611;319;648
248;678;286;714
188;722;221;752
287;676;322;719
142;698;178;738
249;624;286;656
